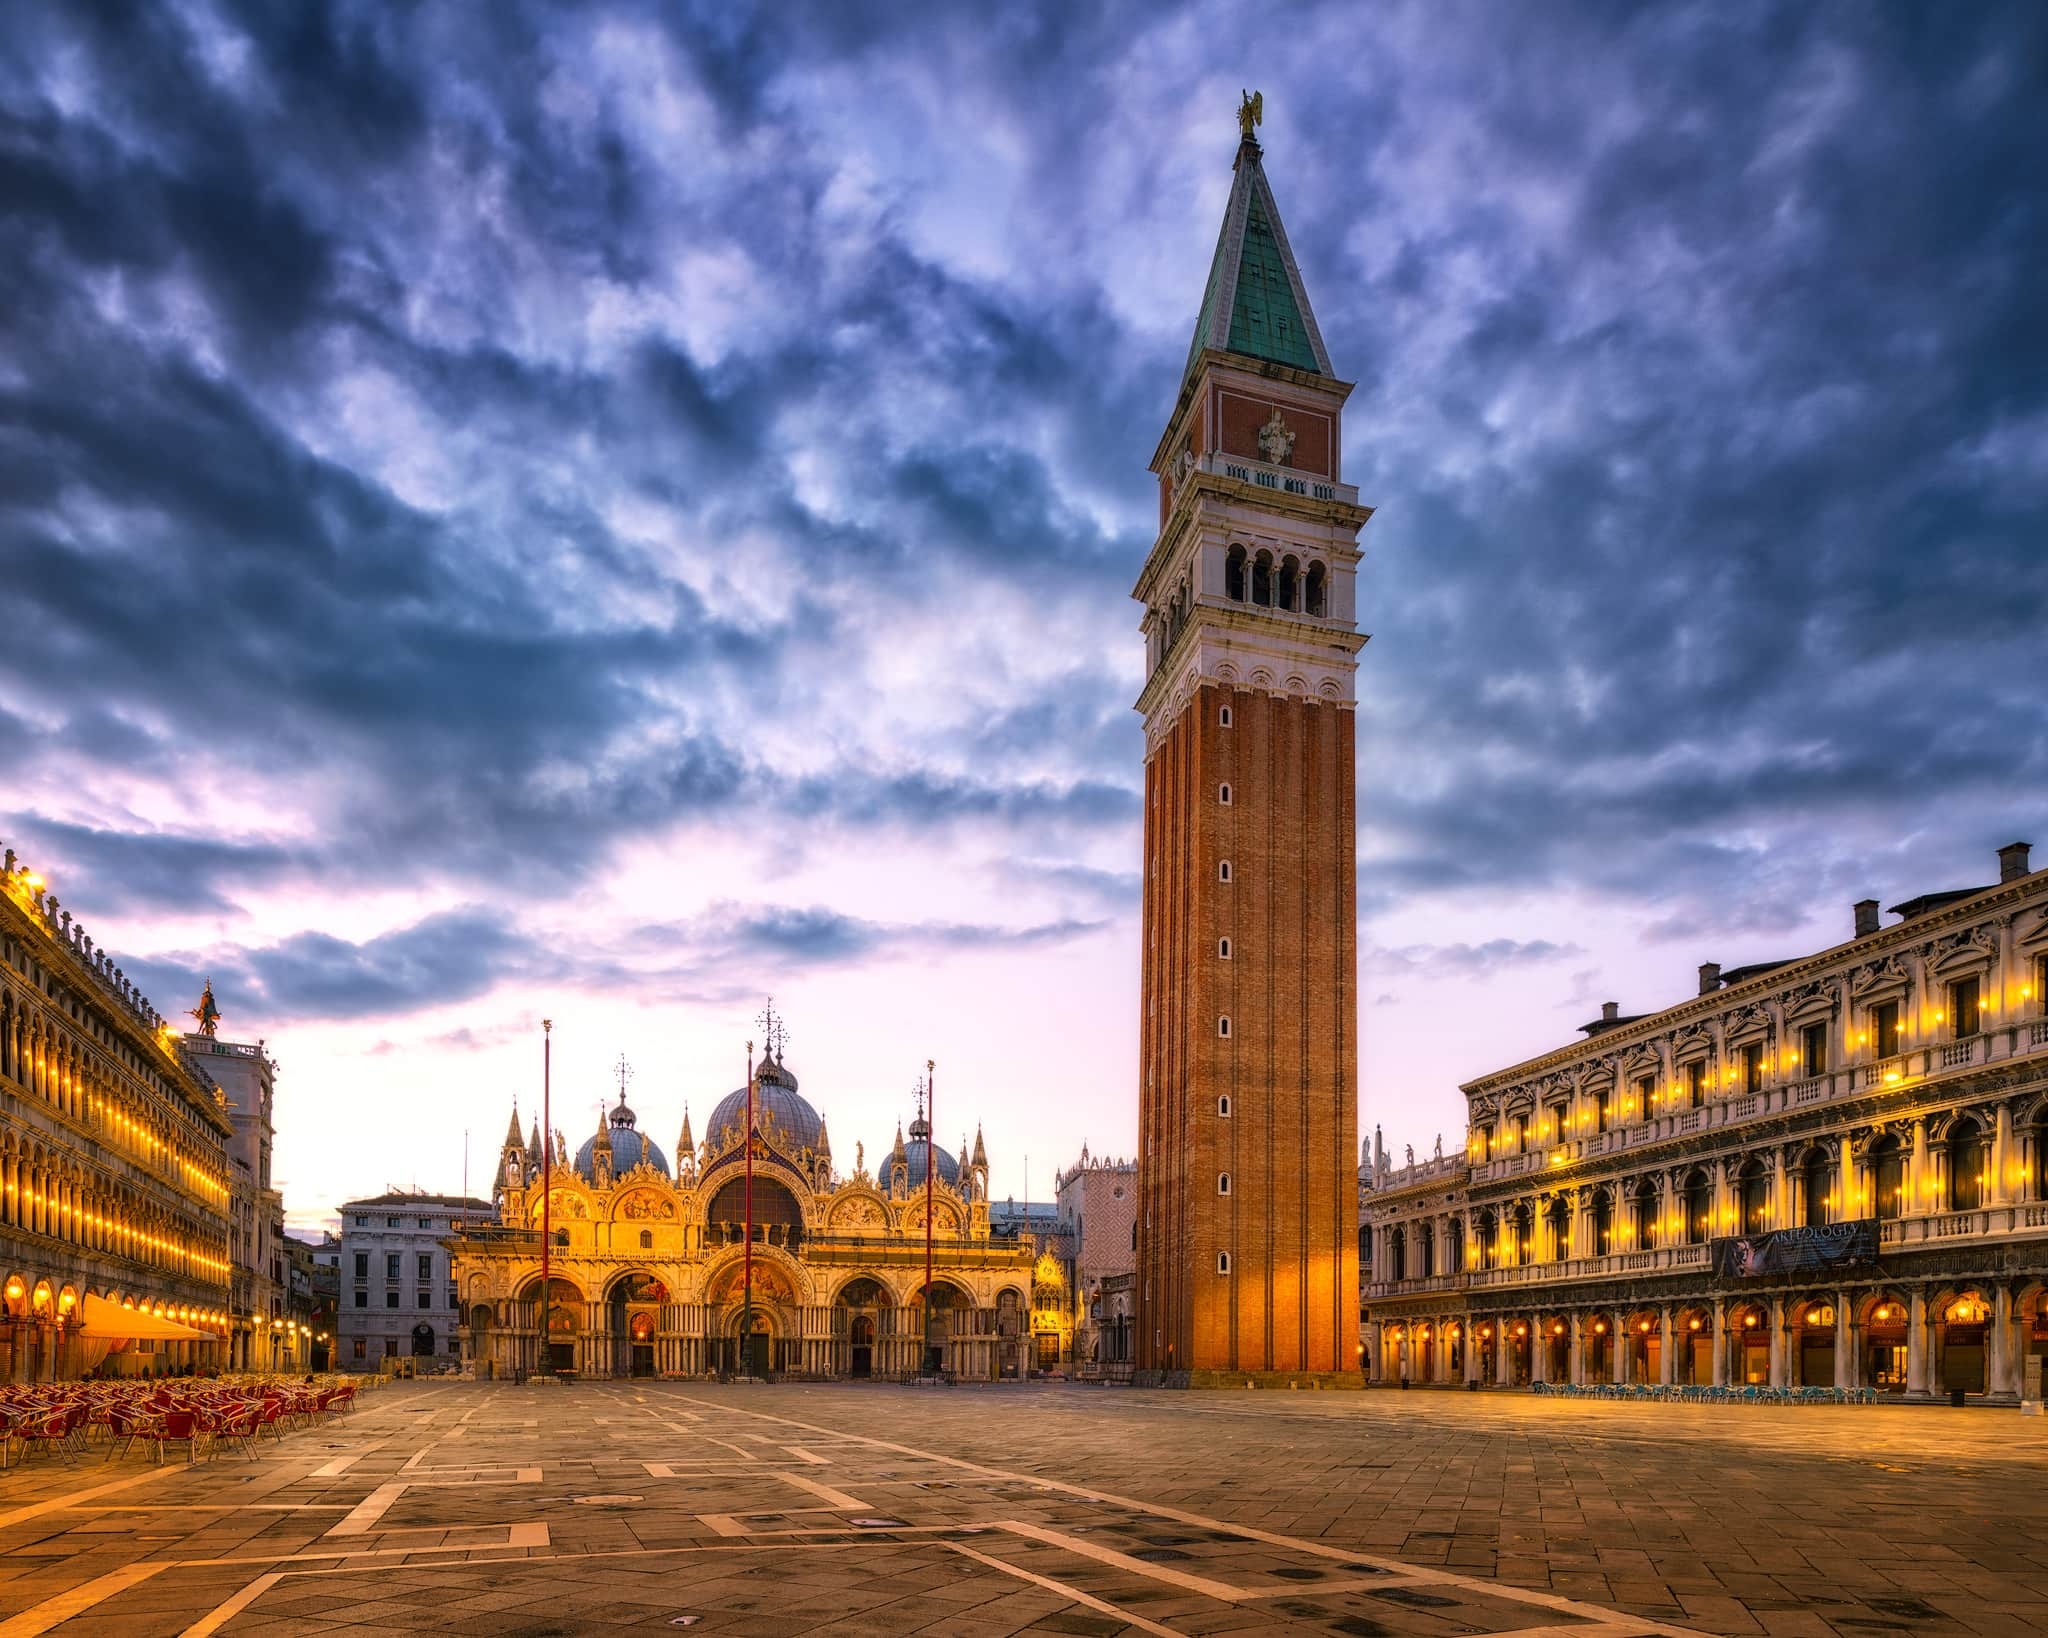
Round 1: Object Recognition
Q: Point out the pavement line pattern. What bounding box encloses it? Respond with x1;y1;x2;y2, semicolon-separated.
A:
0;1464;176;1530
177;1572;282;1638
773;1470;869;1510
943;1538;1182;1638
996;1518;1248;1601
0;1562;171;1636
678;1395;1711;1638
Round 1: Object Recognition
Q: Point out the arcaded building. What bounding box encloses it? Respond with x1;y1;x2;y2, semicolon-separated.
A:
1133;98;1368;1383
451;1052;1036;1379
1;850;237;1379
1363;841;2048;1401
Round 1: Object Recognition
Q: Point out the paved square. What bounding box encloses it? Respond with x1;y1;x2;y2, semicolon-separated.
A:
0;1382;2041;1635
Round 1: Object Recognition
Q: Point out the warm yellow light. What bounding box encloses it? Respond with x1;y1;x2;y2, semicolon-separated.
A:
1743;1314;1758;1328
1687;1318;1701;1331
1593;1320;1607;1334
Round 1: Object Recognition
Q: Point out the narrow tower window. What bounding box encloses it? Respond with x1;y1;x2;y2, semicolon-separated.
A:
1218;937;1231;959
1218;1172;1232;1196
1217;1094;1231;1117
1219;704;1233;728
1218;782;1232;805
1218;860;1231;883
1225;544;1247;602
1306;560;1327;617
1217;1251;1231;1274
1278;555;1299;611
1251;550;1273;606
1218;1015;1231;1038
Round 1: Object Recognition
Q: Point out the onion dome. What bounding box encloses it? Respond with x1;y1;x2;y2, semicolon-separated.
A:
705;1054;823;1152
889;1110;959;1187
575;1091;669;1179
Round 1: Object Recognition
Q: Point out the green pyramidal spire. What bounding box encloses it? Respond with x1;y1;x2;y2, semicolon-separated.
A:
1182;117;1332;390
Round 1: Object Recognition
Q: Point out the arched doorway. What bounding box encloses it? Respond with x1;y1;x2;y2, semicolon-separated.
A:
1864;1293;1909;1392
609;1273;665;1378
1730;1304;1770;1385
1795;1299;1836;1386
835;1277;891;1379
1939;1292;1989;1394
520;1276;584;1375
411;1322;436;1359
1676;1307;1712;1384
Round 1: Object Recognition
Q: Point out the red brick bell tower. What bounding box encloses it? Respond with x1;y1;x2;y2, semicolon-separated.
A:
1134;96;1370;1381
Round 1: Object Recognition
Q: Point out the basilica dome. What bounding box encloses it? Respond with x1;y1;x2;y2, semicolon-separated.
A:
705;1055;823;1152
886;1115;959;1187
575;1095;669;1180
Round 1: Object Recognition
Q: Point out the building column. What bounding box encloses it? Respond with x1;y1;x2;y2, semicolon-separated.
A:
1990;1284;2020;1402
1711;1300;1729;1388
1993;1105;2016;1207
1910;1120;1930;1217
1906;1286;1931;1399
1611;1317;1628;1385
1463;1316;1480;1385
1768;1298;1788;1388
1567;1314;1585;1386
1530;1321;1548;1386
1771;1151;1789;1230
1658;1305;1676;1386
1835;1294;1856;1392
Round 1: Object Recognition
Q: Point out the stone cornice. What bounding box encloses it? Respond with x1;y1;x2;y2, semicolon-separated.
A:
1461;870;2048;1101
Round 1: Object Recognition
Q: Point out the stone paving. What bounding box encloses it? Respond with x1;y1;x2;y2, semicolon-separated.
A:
0;1381;2042;1635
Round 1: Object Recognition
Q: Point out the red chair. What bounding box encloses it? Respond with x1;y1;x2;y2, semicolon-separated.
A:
212;1403;260;1461
15;1408;78;1466
104;1407;166;1462
0;1409;17;1471
157;1409;205;1465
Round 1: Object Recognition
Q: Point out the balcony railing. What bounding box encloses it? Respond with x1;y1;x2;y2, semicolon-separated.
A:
1469;1022;2047;1186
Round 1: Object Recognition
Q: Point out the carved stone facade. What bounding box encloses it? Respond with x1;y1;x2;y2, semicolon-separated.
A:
1363;842;2048;1401
1;849;237;1380
451;1056;1035;1380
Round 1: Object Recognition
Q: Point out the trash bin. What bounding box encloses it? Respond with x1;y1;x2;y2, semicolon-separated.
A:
1950;1388;1967;1408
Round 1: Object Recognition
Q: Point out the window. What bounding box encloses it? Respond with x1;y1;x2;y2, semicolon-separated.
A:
1218;1016;1231;1038
1595;1084;1611;1133
1218;860;1232;882
1305;560;1327;617
419;1216;434;1228
353;1252;368;1278
1514;1113;1530;1152
1218;782;1232;805
1591;1192;1613;1254
353;1290;367;1309
1219;704;1233;728
1217;1252;1231;1275
386;1253;400;1280
417;1290;431;1309
386;1216;400;1227
639;1230;653;1249
1800;1021;1828;1077
417;1253;433;1280
385;1291;400;1309
1871;1000;1900;1058
1802;1150;1830;1227
1546;1102;1568;1145
354;1215;368;1227
1950;976;1980;1038
1473;1126;1492;1163
352;1338;367;1361
1635;1073;1656;1117
1684;1170;1712;1244
1949;1119;1987;1211
1631;1183;1657;1251
1685;1062;1705;1108
1739;1163;1771;1235
1872;1136;1906;1220
1218;937;1231;959
1217;1095;1231;1117
1251;550;1273;606
447;1289;458;1310
1225;544;1247;602
1740;1042;1763;1095
1217;1172;1231;1196
1277;555;1299;611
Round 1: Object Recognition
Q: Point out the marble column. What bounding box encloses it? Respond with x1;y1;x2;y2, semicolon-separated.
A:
1994;1105;2016;1207
1611;1319;1628;1385
1568;1315;1585;1386
1768;1298;1788;1388
1834;1295;1856;1391
1990;1284;2019;1401
1906;1286;1930;1399
1658;1305;1676;1386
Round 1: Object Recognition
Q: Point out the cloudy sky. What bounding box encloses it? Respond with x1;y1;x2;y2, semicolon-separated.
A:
3;3;2043;1227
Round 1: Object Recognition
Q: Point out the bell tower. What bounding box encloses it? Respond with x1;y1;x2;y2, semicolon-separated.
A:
1134;97;1369;1381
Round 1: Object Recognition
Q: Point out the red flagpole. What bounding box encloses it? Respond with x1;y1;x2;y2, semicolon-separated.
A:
540;1019;552;1377
925;1057;935;1368
743;1039;755;1375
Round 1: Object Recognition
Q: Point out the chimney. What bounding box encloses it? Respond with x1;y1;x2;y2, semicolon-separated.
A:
1697;962;1722;996
1999;841;2032;883
1600;1001;1618;1023
1854;898;1880;938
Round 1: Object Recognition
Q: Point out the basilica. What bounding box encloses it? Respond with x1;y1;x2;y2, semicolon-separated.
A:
449;1051;1037;1380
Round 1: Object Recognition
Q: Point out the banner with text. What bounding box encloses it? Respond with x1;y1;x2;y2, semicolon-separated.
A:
1711;1220;1879;1279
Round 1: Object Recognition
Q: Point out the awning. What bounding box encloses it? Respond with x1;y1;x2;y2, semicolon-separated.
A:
79;1293;210;1340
